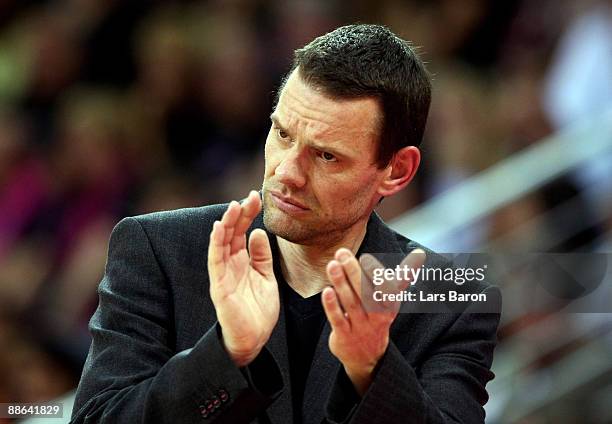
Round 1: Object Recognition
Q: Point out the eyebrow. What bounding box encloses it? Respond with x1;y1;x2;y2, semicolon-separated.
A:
269;113;283;128
269;113;350;159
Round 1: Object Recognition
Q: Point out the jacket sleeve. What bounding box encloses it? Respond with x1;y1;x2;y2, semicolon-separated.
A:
325;286;502;424
70;217;283;423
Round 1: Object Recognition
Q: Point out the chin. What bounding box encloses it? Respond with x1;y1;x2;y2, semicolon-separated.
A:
262;206;320;245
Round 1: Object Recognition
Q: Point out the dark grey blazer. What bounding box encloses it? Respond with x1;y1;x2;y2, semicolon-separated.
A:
70;203;501;423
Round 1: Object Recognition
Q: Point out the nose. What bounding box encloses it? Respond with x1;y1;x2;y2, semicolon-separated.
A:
275;148;307;189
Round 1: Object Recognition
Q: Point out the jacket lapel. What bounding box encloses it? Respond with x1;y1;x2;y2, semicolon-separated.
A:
263;298;294;424
248;213;294;424
301;322;336;424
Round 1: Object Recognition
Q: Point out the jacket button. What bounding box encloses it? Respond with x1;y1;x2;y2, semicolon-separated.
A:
199;405;209;418
212;396;221;409
218;389;229;402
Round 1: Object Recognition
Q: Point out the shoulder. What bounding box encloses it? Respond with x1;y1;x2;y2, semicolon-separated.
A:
108;203;230;256
102;204;234;283
381;219;450;267
388;224;497;296
117;203;228;238
134;203;229;227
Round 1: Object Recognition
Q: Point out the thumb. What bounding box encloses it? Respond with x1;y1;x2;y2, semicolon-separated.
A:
248;229;274;278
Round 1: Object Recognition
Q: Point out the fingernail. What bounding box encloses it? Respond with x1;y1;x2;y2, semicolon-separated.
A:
338;250;351;263
408;249;426;266
323;287;335;300
330;263;342;276
360;254;373;267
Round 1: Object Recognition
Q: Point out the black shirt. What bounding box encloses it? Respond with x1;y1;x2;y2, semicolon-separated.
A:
281;282;326;424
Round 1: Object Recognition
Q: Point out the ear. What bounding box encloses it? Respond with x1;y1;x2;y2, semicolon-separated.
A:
377;146;420;197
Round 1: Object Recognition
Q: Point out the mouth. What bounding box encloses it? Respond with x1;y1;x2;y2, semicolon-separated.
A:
269;191;309;214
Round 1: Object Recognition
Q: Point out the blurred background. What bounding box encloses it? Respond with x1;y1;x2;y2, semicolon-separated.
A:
0;0;611;422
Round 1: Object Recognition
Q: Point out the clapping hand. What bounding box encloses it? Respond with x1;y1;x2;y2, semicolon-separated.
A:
208;191;280;367
322;248;426;395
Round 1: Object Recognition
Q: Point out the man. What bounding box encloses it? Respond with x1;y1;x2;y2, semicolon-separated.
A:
71;24;501;423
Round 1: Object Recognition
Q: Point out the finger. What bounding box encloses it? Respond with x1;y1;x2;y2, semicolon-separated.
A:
221;201;241;246
321;287;350;333
360;249;426;293
358;253;411;316
248;229;274;278
358;254;384;313
230;191;262;253
378;249;425;318
208;220;226;282
362;249;426;319
326;260;367;322
359;253;385;286
396;249;426;290
335;248;364;301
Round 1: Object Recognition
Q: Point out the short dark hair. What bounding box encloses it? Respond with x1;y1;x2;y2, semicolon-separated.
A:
276;24;432;168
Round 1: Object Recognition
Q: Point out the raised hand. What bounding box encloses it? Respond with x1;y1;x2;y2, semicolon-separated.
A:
208;191;280;367
322;248;426;395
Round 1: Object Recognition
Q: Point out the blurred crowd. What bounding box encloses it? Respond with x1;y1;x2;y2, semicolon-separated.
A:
1;0;611;417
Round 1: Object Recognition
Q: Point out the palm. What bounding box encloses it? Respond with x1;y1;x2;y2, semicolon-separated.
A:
208;192;279;366
215;249;279;344
328;315;390;370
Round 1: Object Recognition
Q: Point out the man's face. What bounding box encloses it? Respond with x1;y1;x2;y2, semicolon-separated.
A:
262;69;388;245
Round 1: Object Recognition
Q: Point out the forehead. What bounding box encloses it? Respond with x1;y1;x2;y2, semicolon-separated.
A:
273;70;381;160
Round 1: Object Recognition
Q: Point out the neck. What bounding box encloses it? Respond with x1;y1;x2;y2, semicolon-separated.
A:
277;218;369;298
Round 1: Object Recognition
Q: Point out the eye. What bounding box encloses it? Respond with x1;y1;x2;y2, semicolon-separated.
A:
276;128;290;140
319;151;337;162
